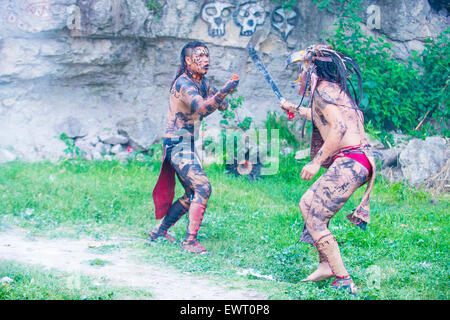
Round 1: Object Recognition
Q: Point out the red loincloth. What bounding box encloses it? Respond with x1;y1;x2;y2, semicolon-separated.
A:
152;147;176;220
332;145;373;176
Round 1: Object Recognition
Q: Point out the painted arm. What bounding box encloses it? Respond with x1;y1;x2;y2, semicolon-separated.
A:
281;100;311;121
301;103;347;180
206;78;229;112
179;77;238;117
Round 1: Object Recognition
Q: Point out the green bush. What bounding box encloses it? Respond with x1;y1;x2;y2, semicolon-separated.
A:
310;0;449;141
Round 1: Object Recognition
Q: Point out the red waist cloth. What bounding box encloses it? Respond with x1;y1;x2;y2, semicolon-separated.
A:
333;145;373;176
152;146;176;220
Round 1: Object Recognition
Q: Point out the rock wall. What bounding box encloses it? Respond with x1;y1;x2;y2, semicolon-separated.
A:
0;0;447;162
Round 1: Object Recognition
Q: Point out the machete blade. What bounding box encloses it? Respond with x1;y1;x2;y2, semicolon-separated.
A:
234;30;265;83
247;39;295;119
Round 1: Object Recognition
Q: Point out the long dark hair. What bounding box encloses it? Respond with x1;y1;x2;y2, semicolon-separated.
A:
315;59;337;83
171;41;208;90
314;53;363;108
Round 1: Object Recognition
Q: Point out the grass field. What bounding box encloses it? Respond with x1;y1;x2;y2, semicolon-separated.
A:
0;156;448;300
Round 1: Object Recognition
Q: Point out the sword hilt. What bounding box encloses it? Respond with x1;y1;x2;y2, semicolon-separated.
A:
280;98;295;120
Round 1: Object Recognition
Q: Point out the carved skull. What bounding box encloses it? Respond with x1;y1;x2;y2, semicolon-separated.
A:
234;1;266;36
271;6;299;41
201;1;234;37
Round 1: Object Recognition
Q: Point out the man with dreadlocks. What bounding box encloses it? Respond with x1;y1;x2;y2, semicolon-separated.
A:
149;41;239;254
280;44;376;294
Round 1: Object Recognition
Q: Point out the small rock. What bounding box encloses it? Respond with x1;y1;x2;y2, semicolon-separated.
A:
366;135;384;149
89;136;100;146
135;153;146;162
92;151;103;161
98;134;129;145
1;276;14;284
380;166;404;183
295;148;310;160
111;144;124;154
75;139;94;160
94;142;107;155
114;152;130;164
380;147;402;169
0;149;16;164
280;147;293;156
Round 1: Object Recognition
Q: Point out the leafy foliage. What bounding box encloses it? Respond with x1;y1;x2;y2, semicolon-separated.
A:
265;111;302;149
146;0;163;20
146;0;162;12
59;133;86;160
311;0;449;141
272;0;298;10
220;93;253;131
413;30;450;136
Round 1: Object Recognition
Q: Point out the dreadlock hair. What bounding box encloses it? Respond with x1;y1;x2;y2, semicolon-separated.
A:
314;59;337;83
171;41;209;90
312;52;363;109
297;46;364;137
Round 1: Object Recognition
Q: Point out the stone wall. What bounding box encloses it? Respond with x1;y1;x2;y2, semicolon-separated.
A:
0;0;447;162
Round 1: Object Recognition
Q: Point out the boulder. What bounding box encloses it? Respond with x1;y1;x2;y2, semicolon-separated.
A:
379;147;402;169
94;141;108;155
110;144;124;154
0;148;17;164
117;117;158;152
361;0;448;42
98;133;129;145
74;139;94;160
57;116;88;139
399;136;448;185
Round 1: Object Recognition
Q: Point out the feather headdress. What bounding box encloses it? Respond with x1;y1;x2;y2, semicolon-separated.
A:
286;44;363;109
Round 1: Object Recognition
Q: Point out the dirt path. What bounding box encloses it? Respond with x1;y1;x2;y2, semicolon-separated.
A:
0;227;266;300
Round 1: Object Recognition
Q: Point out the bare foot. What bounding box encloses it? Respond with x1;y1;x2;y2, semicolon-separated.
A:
147;228;177;244
301;263;334;282
180;240;208;254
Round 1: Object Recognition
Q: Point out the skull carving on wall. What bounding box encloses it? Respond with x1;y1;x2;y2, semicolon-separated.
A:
201;1;235;37
233;1;266;36
271;6;299;41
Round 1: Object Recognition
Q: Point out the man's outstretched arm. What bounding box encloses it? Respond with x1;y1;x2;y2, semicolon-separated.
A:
206;79;229;112
281;100;312;121
177;77;238;117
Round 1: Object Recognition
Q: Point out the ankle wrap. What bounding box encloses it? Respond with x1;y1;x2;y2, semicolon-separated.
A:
158;200;188;234
185;202;206;242
314;234;349;278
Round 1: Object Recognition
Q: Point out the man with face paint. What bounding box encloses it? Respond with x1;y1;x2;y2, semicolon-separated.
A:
149;41;239;254
280;45;376;294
